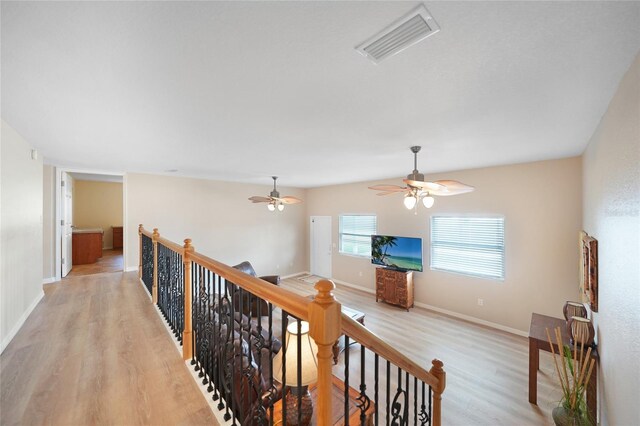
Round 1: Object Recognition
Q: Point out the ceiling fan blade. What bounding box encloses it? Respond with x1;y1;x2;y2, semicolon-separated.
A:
248;196;272;203
431;180;475;196
376;191;405;196
279;196;303;204
368;184;408;192
403;179;445;192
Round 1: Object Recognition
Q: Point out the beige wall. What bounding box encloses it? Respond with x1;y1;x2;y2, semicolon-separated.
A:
307;157;582;333
1;120;43;352
583;53;639;425
42;165;56;280
73;180;123;249
125;173;308;277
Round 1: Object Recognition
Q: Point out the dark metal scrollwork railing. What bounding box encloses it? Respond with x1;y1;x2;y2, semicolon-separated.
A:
137;225;445;426
339;317;443;426
157;242;184;344
189;257;310;426
141;233;153;296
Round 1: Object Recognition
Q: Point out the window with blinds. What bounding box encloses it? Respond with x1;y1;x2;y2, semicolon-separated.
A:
430;216;505;280
339;215;377;257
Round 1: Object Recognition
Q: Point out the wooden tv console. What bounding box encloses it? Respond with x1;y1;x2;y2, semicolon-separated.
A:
375;268;414;311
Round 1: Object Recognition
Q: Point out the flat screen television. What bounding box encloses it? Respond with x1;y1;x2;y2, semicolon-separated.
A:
371;235;423;272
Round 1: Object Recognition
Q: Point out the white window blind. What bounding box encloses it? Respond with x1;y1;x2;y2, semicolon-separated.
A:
430;216;505;280
339;215;377;257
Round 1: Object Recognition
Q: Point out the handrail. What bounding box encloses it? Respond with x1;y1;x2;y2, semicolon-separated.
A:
138;224;444;425
342;314;442;390
189;250;311;321
156;235;185;255
141;227;154;238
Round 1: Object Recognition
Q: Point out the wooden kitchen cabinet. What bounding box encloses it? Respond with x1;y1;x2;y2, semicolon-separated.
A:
112;226;123;249
375;268;414;311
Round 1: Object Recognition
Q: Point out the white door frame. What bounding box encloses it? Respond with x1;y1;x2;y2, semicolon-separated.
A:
54;167;127;281
310;216;332;279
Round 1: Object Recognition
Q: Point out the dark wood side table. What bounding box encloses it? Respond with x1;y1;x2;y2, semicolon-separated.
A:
272;375;374;425
529;313;598;422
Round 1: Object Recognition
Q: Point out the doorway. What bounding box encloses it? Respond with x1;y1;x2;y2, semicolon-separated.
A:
55;170;125;279
310;216;332;279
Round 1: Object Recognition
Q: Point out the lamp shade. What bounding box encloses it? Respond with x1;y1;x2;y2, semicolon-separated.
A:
403;194;417;209
273;321;318;386
277;203;285;212
267;203;276;212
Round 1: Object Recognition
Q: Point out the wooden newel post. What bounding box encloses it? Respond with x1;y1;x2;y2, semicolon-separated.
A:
429;359;446;426
138;224;143;279
182;238;194;361
308;279;341;425
152;228;159;304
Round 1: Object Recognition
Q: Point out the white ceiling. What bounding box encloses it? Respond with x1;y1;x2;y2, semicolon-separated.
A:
2;1;639;188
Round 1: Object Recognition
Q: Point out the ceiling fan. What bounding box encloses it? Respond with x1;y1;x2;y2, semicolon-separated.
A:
368;146;474;211
249;176;303;212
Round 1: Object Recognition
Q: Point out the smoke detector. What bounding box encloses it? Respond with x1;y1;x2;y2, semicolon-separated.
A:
356;4;440;64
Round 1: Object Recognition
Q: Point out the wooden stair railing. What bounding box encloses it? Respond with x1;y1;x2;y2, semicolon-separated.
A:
137;225;444;425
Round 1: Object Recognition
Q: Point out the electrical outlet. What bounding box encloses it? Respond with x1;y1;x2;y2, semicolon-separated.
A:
477;298;484;306
359;271;363;277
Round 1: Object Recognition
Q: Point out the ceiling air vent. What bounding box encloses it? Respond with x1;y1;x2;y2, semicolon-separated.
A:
356;4;440;64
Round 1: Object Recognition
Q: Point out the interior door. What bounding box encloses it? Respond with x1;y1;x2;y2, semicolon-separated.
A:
61;172;73;276
310;216;332;279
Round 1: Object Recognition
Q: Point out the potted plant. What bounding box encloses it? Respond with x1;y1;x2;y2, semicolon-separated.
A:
546;327;596;426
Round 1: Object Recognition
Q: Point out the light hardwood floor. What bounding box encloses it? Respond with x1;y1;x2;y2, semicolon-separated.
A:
1;270;560;426
0;271;218;426
68;248;124;276
280;276;560;426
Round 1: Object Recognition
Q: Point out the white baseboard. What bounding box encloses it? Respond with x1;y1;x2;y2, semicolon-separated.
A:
42;277;57;285
331;277;528;338
332;278;376;295
282;271;310;279
125;266;138;272
413;301;528;337
1;290;45;354
148;282;232;425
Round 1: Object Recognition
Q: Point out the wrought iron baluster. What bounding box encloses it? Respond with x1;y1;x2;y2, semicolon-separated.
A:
374;353;379;426
344;335;350;425
296;318;302;426
357;344;371;426
229;283;237;425
405;371;410;424
268;303;274;425
191;262;197;366
386;360;391;426
418;381;429;425
204;269;212;388
281;310;287;426
414;376;418;426
210;272;220;399
391;367;407;426
428;386;432;426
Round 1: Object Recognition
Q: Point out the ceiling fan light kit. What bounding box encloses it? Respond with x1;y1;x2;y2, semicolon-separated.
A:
368;146;474;213
249;176;303;212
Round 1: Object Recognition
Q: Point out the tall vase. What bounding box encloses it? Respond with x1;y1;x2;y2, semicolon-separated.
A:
552;406;584;426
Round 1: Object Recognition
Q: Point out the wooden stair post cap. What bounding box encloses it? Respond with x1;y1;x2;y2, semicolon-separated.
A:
314;279;336;303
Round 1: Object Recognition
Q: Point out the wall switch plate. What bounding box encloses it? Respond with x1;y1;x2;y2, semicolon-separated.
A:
477;298;484;306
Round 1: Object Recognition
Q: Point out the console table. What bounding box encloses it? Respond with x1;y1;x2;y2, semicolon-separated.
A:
529;313;598;421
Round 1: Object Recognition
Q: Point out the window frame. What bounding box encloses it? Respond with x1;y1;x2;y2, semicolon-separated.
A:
429;215;505;281
338;214;377;258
